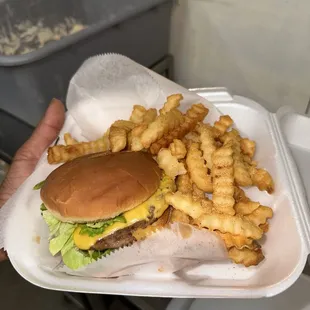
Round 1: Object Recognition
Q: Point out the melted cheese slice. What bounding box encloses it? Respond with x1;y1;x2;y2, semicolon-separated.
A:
73;176;175;250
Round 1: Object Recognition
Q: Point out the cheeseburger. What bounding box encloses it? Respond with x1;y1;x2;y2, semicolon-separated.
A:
39;151;175;270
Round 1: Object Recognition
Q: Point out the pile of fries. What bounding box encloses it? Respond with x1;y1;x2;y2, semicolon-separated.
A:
47;94;274;267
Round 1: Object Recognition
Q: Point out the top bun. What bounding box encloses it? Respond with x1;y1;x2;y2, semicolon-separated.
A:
40;151;161;222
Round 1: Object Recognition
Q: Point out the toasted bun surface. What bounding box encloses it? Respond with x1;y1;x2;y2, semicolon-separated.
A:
40;151;161;222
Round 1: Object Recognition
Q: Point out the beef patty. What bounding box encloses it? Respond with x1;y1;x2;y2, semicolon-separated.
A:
92;206;155;251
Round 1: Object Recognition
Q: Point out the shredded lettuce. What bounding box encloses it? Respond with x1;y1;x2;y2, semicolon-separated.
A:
79;215;126;237
33;180;45;190
40;203;47;211
42;210;61;236
41;208;113;270
49;223;76;256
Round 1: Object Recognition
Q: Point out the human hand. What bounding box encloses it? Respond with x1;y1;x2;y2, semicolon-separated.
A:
0;99;65;261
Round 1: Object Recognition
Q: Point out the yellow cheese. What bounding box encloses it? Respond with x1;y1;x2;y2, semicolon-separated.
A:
73;176;175;250
132;225;159;241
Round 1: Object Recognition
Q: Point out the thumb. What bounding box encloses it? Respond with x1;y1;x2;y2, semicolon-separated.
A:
16;98;65;161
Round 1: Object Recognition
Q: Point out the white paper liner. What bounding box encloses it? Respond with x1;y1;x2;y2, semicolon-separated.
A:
0;53;225;278
39;223;228;278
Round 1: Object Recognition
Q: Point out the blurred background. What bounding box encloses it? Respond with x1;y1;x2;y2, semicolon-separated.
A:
1;0;310;309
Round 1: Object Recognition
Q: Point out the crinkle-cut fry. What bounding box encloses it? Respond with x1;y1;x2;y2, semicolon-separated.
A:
214;115;233;136
157;149;187;179
219;128;240;143
159;94;183;115
130;105;147;124
47;139;109;164
171;209;191;224
248;166;274;194
129;124;148;151
169;139;187;159
140;109;184;148
223;129;252;187
216;232;255;250
235;201;273;227
228;247;264;267
201;198;213;214
109;127;127;152
129;106;156;127
149;104;208;154
186;142;213;193
235;201;261;215
143;108;157;124
111;120;136;131
165;191;206;220
260;222;269;233
185;131;200;143
192;184;205;202
109;120;136;152
212;144;235;215
195;213;263;240
197;123;217;170
243;155;254;165
245;206;273;227
234;186;249;203
176;173;192;194
241;138;256;159
64;133;78;145
186;103;209;120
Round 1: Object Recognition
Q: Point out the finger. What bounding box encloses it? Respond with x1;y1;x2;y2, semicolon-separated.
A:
15;98;65;161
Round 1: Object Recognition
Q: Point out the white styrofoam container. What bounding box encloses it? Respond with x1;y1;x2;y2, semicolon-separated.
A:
9;88;310;298
166;274;310;310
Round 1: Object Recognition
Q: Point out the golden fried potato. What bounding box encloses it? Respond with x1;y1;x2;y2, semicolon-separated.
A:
235;201;273;227
109;127;127;152
212;144;235;215
241;138;256;159
228;247;264;267
185;131;200;143
200;198;213;214
176;173;192;194
47;138;109;164
109;120;136;152
129;124;148;151
64;133;78;145
171;209;191;224
233;186;249;203
130;105;147;124
192;183;205;201
216;232;255;250
186;142;213;193
222;129;252;187
214;115;233;136
143;108;157;124
149;104;208;154
246;206;273;227
157;149;187;179
248;166;274;194
186;103;209;120
197;123;217;170
159;94;183;115
169;139;187;159
140;109;184;148
235;201;261;215
165;191;206;219
260;222;269;233
195;213;263;240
